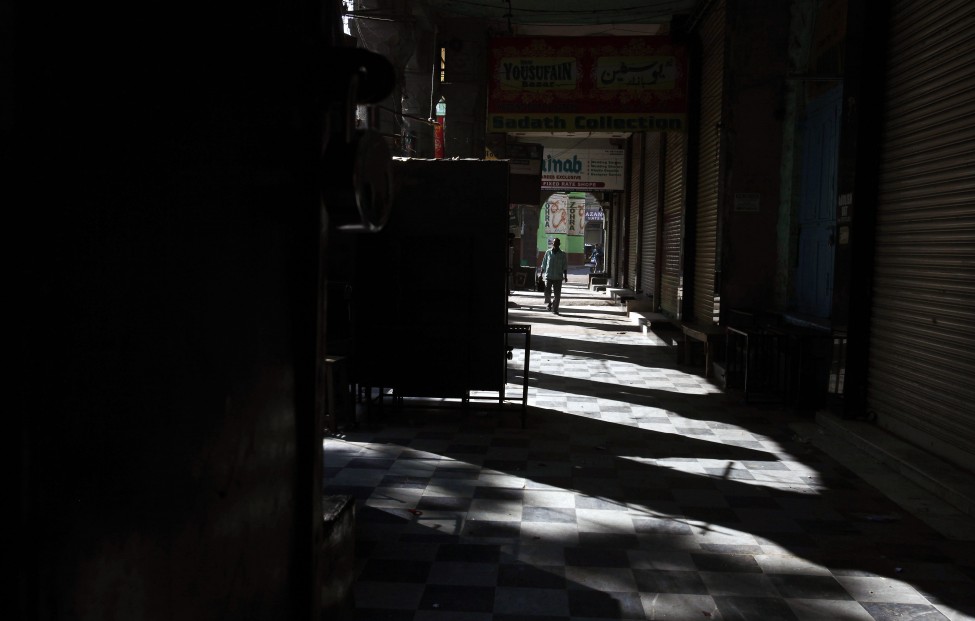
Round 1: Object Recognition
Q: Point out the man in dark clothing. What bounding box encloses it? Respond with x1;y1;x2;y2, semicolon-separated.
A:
540;238;569;314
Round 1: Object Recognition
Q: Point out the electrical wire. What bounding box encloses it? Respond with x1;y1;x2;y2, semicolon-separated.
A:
377;105;440;126
434;0;686;19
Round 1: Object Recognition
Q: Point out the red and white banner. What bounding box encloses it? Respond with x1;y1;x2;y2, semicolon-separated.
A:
488;36;688;133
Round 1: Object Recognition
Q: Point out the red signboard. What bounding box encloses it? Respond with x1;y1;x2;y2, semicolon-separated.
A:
487;36;688;133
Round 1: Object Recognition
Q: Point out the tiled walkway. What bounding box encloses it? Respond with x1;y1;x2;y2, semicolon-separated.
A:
325;274;975;620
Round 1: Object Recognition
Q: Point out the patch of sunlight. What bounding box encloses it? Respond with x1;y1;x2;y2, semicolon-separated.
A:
507;347;724;396
618;456;823;495
566;348;629;359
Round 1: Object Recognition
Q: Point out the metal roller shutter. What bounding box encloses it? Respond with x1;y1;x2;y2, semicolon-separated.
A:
692;0;725;323
603;202;620;283
641;133;662;298
868;0;975;469
661;131;686;318
608;196;619;282
627;133;644;290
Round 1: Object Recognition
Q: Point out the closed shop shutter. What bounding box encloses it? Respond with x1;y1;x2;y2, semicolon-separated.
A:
692;0;725;323
641;133;662;298
607;197;619;281
660;131;686;318
627;133;644;290
603;205;619;282
868;0;975;468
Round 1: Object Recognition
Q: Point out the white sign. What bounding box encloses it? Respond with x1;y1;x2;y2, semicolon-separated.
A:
541;148;625;191
545;194;587;235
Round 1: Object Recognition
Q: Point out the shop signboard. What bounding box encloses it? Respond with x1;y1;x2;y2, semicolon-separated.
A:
544;193;586;235
541;147;625;191
488;36;688;133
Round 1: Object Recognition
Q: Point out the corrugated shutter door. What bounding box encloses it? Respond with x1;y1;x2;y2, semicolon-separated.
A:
641;133;661;298
608;197;619;281
868;0;975;467
627;134;644;290
603;204;620;282
692;0;725;323
660;131;685;317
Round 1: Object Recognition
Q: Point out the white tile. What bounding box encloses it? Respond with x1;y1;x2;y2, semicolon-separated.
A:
565;566;638;592
787;599;874;621
575;508;639;533
523;489;578;508
477;472;527;488
641;593;720;620
755;554;831;575
833;576;929;603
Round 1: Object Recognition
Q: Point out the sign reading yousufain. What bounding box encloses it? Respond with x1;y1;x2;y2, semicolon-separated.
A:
488;36;688;133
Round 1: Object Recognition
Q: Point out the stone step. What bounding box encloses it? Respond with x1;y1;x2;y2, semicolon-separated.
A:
606;288;637;304
629;311;674;328
625;297;654;313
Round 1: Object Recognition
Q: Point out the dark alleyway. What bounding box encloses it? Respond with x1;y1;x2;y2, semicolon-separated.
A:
325;271;975;620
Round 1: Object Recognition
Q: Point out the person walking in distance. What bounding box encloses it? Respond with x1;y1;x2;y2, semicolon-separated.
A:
541;238;568;314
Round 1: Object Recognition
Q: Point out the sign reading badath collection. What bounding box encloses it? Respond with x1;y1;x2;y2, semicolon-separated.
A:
488;36;688;133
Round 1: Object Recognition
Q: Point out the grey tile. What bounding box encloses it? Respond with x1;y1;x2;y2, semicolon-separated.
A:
633;569;709;594
494;587;570;616
565;547;630;568
358;559;431;583
498;564;565;589
860;602;952;621
522;506;577;523
353;581;425;610
713;595;799;621
427;561;498;586
419;585;495;613
568;590;645;619
701;572;778;597
691;553;764;573
460;519;521;539
640;593;722;620
767;574;854;600
565;566;637;592
633;517;694;535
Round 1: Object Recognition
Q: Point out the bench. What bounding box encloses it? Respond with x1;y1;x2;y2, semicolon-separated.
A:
606;288;637;305
679;321;725;378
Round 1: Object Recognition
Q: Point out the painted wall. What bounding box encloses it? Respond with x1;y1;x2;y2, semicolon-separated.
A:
537;193;590;265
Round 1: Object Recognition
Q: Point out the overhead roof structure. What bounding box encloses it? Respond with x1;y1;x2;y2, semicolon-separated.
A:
424;0;703;27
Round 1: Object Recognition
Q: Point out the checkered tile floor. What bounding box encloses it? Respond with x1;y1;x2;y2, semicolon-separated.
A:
325;281;975;620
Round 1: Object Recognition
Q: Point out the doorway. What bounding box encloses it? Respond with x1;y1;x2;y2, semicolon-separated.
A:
795;86;842;318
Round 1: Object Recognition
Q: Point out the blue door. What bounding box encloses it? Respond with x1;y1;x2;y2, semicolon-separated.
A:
796;86;841;318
